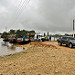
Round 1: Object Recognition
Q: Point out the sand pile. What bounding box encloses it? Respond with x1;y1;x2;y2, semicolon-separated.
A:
0;42;75;75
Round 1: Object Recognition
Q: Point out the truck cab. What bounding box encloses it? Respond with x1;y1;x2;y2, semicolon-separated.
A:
57;36;75;48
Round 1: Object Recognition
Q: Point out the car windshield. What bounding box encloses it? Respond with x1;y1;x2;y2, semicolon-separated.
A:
69;37;75;40
38;35;44;37
62;36;75;40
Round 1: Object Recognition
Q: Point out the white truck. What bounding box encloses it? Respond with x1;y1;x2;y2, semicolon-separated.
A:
34;34;45;41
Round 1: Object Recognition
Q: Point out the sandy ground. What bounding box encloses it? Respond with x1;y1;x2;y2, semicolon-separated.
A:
0;41;75;75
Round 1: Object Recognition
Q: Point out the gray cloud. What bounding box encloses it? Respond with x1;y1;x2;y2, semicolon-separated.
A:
0;0;75;33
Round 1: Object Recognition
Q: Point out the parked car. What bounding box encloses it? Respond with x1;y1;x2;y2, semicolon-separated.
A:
34;34;45;42
57;36;75;48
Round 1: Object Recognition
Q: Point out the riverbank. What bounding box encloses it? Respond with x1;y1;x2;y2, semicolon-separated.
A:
0;42;75;75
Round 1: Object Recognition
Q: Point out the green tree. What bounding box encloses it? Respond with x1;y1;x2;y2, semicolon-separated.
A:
9;29;15;34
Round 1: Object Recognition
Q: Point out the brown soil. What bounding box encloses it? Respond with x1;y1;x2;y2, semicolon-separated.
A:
0;41;75;75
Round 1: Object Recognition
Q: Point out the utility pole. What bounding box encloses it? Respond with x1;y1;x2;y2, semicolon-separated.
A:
73;20;74;38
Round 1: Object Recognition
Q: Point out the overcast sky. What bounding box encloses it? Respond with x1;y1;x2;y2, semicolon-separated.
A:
0;0;75;34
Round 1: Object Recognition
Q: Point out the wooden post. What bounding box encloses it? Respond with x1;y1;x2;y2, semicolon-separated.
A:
73;20;74;38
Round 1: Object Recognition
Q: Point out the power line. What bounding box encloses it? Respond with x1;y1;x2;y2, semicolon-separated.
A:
14;0;27;18
11;0;23;25
12;0;31;26
15;0;23;15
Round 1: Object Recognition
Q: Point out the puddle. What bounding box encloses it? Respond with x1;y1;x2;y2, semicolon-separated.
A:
0;39;27;56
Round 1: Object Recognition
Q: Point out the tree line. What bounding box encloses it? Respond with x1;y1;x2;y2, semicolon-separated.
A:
1;29;35;38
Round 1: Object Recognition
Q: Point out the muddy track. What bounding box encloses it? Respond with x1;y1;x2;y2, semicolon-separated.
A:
30;41;75;50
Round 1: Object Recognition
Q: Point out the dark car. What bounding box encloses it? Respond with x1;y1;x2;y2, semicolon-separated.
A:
57;36;75;48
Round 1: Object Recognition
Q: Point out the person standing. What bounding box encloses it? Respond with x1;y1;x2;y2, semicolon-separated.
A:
49;36;51;41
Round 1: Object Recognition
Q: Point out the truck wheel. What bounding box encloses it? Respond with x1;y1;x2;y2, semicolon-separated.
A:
66;44;68;47
69;43;73;48
41;39;44;42
58;42;62;46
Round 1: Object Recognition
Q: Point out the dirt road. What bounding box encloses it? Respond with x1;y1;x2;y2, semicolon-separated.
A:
42;41;75;50
30;41;75;50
